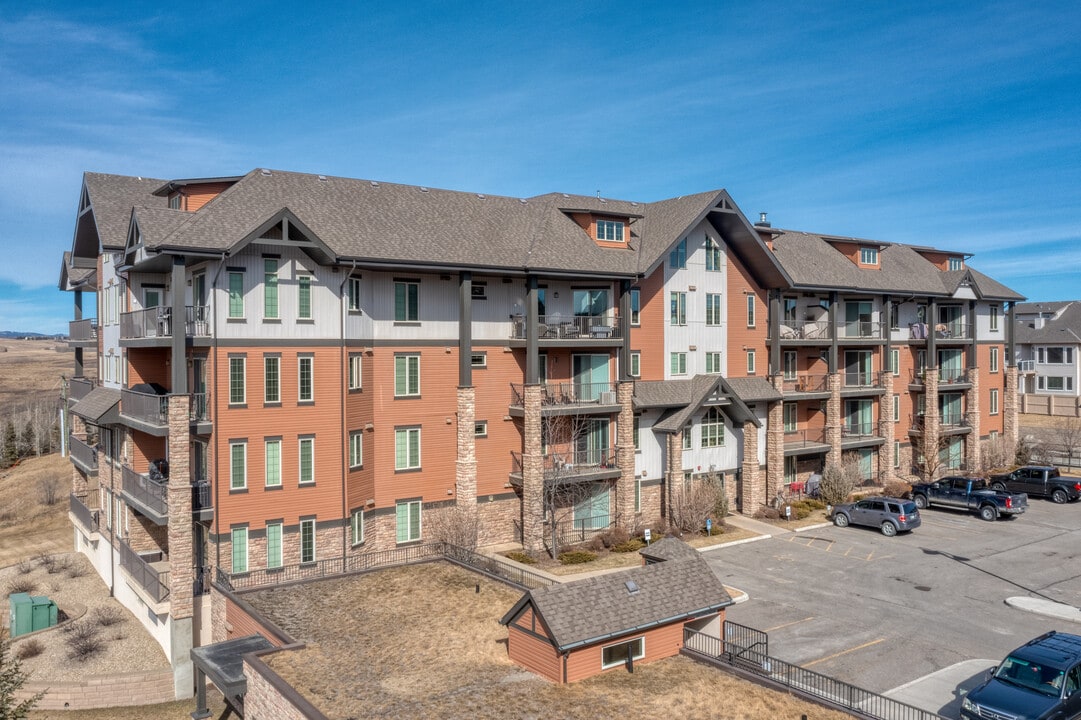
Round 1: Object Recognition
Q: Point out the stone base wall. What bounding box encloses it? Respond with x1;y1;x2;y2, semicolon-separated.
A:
243;651;322;720
17;669;176;711
477;496;520;546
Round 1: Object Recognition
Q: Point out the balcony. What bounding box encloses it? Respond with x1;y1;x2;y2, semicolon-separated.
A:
906;322;970;341
69;493;99;538
939;368;971;386
120;387;169;434
120;305;211;342
1019;360;1036;373
509;448;620;486
121;465;169;524
192;481;213;522
842;422;877;438
68;434;99;476
839;321;884;340
190;392;212;434
783;429;830;457
69;377;94;403
778;321;832;342
781;374;829;395
509;314;624;343
68;318;97;346
508;383;621;417
117;539;170;609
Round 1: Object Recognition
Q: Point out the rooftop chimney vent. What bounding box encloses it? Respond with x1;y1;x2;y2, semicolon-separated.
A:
755;212;771;228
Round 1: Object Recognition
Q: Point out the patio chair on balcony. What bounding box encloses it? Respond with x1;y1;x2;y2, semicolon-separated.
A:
780;324;798;339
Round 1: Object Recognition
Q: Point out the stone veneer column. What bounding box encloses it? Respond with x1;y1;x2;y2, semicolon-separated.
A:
965;368;981;472
455;387;478;530
615;381;636;530
166;393;194;699
766;377;784;497
922;370;940;479
521;385;544;552
664;432;683;524
1004;366;1019;449
878;371;895;482
825;372;843;467
740;421;762;513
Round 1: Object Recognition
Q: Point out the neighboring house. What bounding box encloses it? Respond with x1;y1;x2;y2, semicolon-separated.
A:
499;538;731;683
1013;302;1081;410
57;169;1023;697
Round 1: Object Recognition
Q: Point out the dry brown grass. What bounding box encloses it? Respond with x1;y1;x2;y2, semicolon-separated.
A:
28;694;229;720
0;453;72;567
249;562;850;720
0;338;80;409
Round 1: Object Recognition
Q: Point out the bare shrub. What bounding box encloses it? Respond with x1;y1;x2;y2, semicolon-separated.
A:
36;552;58;574
15;558;33;575
820;455;863;507
980;436;1012;473
669;473;727;533
65;561;87;579
425;505;479;552
6;576;36;595
64;620;104;661
91;606;125;628
14;638;44;660
38;475;64;506
882;479;913;498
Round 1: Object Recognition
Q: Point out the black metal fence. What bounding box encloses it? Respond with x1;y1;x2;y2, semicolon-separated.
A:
684;623;948;720
217;542;555;593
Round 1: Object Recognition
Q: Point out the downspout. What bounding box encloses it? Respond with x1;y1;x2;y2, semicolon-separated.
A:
210;253;226;574
339;260;357;558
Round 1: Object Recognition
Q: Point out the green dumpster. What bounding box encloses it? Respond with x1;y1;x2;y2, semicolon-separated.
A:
8;593;57;637
30;595;58;632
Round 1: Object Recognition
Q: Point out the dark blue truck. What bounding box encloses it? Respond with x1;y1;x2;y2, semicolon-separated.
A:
910;475;1027;521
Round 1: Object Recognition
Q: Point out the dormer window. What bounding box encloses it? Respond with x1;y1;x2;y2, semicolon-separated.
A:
859;247;879;265
597;220;624;242
948;257;963;271
168;194;182;210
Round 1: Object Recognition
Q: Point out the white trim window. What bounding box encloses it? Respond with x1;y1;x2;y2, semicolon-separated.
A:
349;430;363;468
265;439;281;487
670;292;687;326
893;395;900;422
989;347;999;373
629;352;641;378
701;408;725;447
630;289;641;326
298;355;314;402
394;354;421;397
297;274;312;320
228;272;244;318
746;350;756;375
394;280;419;322
264;356;280;404
705;237;722;271
596;219;624;242
263;259;279;319
351;509;364;546
860;247;879;265
348;354;363;390
298;437;315;485
989;305;999;331
670;352;687;376
396;500;421;543
229;357;246;405
990;388;1000;415
230;442;247;490
783;403;797;433
395;427;421;470
300;518;316;564
746;295;756;327
705;351;722;374
347;276;362;312
890;349;900;376
231;527;248;574
266;522;282;569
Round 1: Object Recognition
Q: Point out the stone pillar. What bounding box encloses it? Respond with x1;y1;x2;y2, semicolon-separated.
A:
825;372;843;467
965;368;981;472
740;421;762;513
878;371;895;482
922;370;940;480
615;381;636;530
1004;365;1019;449
521;385;544;552
455;387;478;532
166;393;194;699
664;432;683;523
766;376;784;496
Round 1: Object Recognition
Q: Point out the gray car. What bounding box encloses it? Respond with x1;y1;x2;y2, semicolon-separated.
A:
832;496;921;536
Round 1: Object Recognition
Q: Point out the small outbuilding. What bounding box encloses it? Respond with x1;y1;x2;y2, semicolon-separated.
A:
499;539;731;683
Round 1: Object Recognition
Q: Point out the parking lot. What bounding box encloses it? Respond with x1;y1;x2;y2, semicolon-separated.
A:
705;499;1081;717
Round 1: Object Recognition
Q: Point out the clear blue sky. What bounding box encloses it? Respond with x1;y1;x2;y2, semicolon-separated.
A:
2;1;1079;335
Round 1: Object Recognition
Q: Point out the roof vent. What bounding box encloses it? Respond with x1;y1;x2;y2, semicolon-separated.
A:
420;187;429;193
755;212;771;228
318;175;327;182
260;169;272;176
624;580;640;595
562;193;570;198
519;198;527;204
370;181;379;187
477;193;486;199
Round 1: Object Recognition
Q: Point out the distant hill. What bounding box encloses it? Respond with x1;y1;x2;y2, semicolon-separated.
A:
0;331;60;339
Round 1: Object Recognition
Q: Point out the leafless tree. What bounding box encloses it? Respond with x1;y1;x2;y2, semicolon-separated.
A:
819;453;863;506
979;435;1012;473
1052;417;1081;469
668;471;727;533
426;504;479;551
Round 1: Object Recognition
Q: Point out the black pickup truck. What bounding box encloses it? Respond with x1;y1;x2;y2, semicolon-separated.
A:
990;465;1081;504
911;476;1028;521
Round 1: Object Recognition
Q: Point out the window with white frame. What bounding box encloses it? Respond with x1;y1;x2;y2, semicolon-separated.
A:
596;219;624;241
633;416;640;451
634;475;641;513
231;527;248;573
989;347;999;373
701;408;725;447
890;348;900;376
705;352;722;374
630;289;640;326
783;351;797;380
396;500;421;543
746;294;756;327
347;276;362;312
351;509;364;546
602;637;644;669
670;352;687;375
266;522;282;569
474;421;487;438
394;280;419;322
264;258;279;319
298;355;313;402
683;423;693;450
298;436;314;484
629;352;640;378
349;430;363;468
300;519;315;563
229;357;246;404
395;427;421;470
394;354;420;396
1038;347;1074;364
297;274;312;320
783;403;797;433
471;352;487;368
860;247;879;265
746;350;756;374
990;388;1000;415
989;304;999;331
265;439;281;487
264;356;280;404
894;441;901;468
893;395;900;422
670;292;687;326
230;442;247;490
228;272;244;318
705;294;723;326
669;238;686;269
948;257;963;271
348;354;363;390
705;237;722;271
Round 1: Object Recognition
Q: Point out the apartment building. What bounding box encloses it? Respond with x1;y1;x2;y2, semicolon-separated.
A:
58;168;1022;696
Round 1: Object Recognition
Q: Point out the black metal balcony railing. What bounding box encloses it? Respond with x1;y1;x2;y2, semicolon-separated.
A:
840;320;883;339
511;449;619;481
69;377;94;402
120;305;210;339
939;368;967;384
69;493;99;533
122;465;168;518
932;322;969;339
192;482;212;515
781;374;829;393
118;539;170;604
189;393;210;423
783;429;828;447
511;314;623;340
68;434;98;474
778;320;832;340
941;415;967;428
68;318;98;342
842;422;876;438
510;382;618;407
843;371;878;388
121;388;169;426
